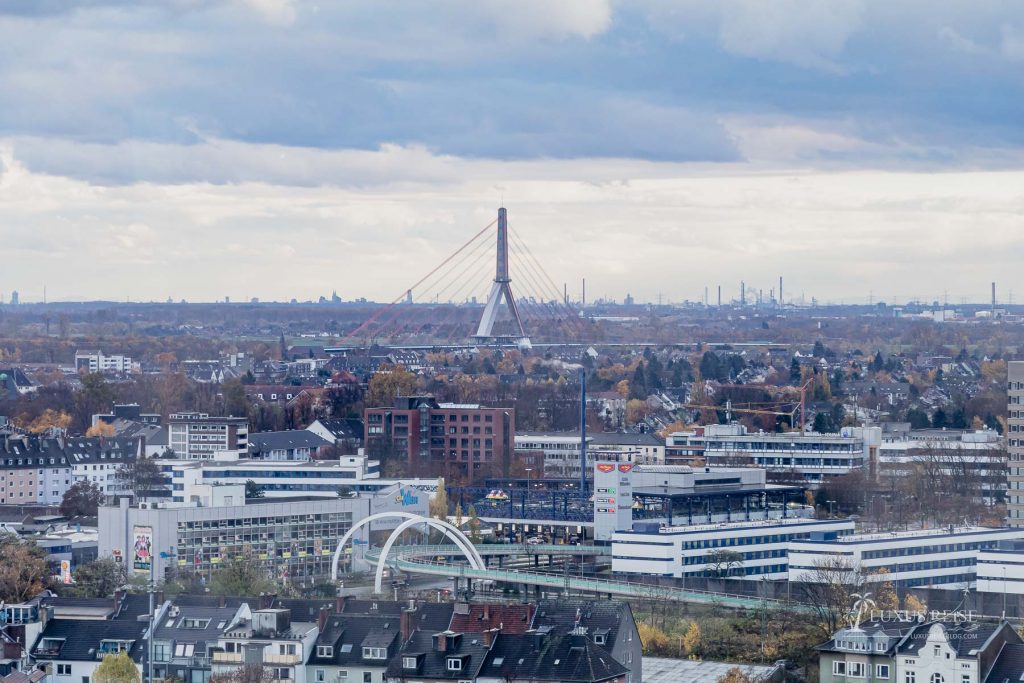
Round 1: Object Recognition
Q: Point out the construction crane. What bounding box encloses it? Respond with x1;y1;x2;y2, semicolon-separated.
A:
676;380;814;433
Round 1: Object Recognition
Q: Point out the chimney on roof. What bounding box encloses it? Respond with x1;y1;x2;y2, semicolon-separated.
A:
482;604;490;621
317;606;331;631
482;627;500;648
435;632;448;653
335;596;348;613
113;589;127;615
258;592;276;610
400;602;418;642
137;435;146;459
218;596;226;608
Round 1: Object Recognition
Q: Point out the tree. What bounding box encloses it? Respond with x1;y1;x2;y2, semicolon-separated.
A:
60;480;103;517
796;556;867;639
429;477;448;519
716;668;756;683
467;504;481;543
245;480;265;499
365;364;418;407
681;621;701;657
871;569;899;612
0;534;49;603
789;357;801;383
636;623;670;656
932;407;948;429
117;456;166;501
903;593;927;614
336;486;354;498
905;408;931;429
705;549;744;578
66;558;127;598
24;408;72;434
86;422;117;437
93;651;140;683
75;373;115;432
209;557;277;596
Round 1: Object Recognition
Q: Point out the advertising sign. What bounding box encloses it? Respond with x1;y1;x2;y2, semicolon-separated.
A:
60;560;72;584
132;526;153;572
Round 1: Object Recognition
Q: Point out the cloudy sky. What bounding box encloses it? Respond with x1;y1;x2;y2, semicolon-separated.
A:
1;1;1023;305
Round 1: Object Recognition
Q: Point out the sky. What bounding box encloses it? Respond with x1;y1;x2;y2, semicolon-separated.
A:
1;0;1024;305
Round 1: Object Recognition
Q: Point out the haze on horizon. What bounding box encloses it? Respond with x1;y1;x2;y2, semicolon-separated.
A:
1;1;1023;306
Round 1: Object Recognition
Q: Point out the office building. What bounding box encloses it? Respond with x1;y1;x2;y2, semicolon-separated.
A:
98;483;428;581
612;517;854;580
1008;361;1024;526
789;526;1024;588
364;397;513;482
666;424;881;485
516;432;665;480
167;412;249;460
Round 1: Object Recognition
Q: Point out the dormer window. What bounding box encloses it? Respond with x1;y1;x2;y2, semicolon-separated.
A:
316;646;333;658
447;657;463;671
362;647;386;660
402;656;418;670
181;618;210;629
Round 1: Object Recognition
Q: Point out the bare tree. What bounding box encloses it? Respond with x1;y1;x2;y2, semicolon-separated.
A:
795;556;867;639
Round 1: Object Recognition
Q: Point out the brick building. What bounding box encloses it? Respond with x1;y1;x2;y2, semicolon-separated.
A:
364;397;514;482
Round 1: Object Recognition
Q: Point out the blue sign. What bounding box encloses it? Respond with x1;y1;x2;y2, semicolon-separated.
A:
396;489;420;506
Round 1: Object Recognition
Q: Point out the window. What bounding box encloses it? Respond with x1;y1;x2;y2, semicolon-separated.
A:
594;634;606;645
272;669;290;680
362;647;386;660
279;644;296;656
833;662;847;675
905;673;916;683
174;643;195;658
929;676;944;683
447;657;463;671
181;618;210;629
57;665;71;676
315;670;324;683
848;662;865;677
316;646;333;658
961;676;969;683
876;664;890;679
403;657;417;669
362;674;371;683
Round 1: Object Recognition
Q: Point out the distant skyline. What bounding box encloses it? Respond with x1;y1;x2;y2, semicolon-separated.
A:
2;1;1024;303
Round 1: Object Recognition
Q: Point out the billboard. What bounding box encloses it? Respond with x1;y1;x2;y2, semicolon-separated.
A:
60;560;72;584
132;526;153;572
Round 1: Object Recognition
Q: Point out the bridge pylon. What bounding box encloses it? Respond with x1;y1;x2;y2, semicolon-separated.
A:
473;207;530;347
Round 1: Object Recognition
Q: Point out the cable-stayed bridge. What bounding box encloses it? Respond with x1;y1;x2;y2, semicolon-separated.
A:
341;208;589;348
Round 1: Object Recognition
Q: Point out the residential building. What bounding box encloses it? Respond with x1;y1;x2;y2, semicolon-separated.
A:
0;437;71;505
817;617;1023;683
74;350;138;374
364;397;514;483
0;368;35;398
306;418;364;453
212;607;318;683
612;517;855;580
1008;361;1024;526
789;526;1024;588
248;430;331;461
667;424;882;485
167;413;248;460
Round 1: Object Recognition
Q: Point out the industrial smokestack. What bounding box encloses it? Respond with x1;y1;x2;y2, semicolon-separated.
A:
779;276;783;307
992;282;997;313
717;285;721;307
741;281;745;306
582;278;586;308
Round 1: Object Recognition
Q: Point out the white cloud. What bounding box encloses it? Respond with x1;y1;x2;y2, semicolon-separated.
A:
2;140;1024;305
468;0;613;40
234;0;296;25
1001;24;1024;60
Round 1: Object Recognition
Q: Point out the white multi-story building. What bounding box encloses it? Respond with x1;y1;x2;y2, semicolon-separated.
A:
612;517;854;580
667;424;881;485
788;525;1024;588
167;412;248;460
74;350;138;373
159;456;438;502
976;542;1024;595
212;607;318;683
878;428;1005;503
516;432;664;479
1008;361;1024;526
